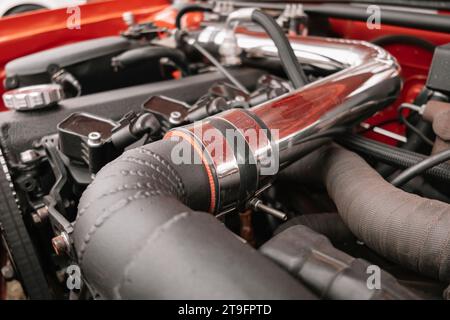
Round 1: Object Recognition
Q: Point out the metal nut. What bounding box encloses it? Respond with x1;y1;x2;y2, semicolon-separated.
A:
169;111;183;124
32;206;49;224
51;232;70;256
1;263;15;280
20;149;40;164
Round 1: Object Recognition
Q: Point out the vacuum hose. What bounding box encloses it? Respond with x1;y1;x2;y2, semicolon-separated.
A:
175;4;213;29
223;9;309;88
250;10;309;88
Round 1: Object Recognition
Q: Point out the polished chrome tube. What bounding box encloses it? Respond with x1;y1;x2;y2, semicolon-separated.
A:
197;25;351;72
167;27;401;213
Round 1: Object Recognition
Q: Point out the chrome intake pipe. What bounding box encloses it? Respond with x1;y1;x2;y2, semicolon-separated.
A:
166;26;401;213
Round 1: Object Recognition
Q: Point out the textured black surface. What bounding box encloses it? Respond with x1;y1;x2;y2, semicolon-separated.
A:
0;68;263;160
283;144;450;282
261;225;418;299
427;43;450;94
0;147;51;299
74;139;316;299
0;68;263;299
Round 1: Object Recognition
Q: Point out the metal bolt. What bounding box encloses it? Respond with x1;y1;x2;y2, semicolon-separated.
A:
1;263;14;280
37;206;49;219
169;111;183;124
31;213;41;224
32;206;49;224
87;132;102;147
249;198;288;221
19;149;39;164
51;232;70;256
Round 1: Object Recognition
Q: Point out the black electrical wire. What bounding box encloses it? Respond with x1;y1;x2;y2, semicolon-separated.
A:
175;4;213;29
338;134;450;184
374;88;434;178
293;126;349;145
251;10;309;89
398;103;434;147
390;148;450;187
189;40;250;94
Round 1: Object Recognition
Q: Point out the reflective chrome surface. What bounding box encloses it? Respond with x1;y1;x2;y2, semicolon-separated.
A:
173;26;401;213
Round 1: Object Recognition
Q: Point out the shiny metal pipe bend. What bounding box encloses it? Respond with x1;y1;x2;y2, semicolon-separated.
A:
169;27;402;213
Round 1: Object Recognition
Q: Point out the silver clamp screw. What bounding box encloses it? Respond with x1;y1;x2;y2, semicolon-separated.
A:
249;198;288;221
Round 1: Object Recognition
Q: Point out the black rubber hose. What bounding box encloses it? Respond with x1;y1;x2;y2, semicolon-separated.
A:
175;4;213;29
73;139;316;299
304;3;450;33
398;104;434;147
112;46;190;76
261;225;419;300
338;134;450;183
391;148;450;187
282;144;450;282
251;10;309;89
375;88;434;177
275;213;355;243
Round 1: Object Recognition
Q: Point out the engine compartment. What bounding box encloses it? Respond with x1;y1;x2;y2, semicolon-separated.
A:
1;1;450;300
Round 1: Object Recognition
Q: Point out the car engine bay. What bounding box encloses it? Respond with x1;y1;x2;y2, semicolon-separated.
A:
1;0;450;300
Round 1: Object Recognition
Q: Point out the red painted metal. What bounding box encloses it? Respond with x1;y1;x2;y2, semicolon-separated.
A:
329;18;450;144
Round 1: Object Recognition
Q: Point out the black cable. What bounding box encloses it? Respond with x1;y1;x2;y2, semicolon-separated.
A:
338;134;450;184
293;127;349;145
375;88;434;177
189;41;250;94
251;10;308;89
112;46;191;76
390;148;450;187
175;4;213;29
398;103;434;147
368;36;436;155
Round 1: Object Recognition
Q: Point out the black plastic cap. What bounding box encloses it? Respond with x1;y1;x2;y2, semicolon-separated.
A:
427;43;450;94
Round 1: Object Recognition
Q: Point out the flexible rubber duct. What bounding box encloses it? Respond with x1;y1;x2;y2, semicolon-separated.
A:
283;144;450;282
73;139;316;299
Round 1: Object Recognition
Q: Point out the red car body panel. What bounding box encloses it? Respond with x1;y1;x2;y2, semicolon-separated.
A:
329;18;450;145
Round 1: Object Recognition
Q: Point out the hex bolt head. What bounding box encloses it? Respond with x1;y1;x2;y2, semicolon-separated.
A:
31;213;42;224
51;232;70;256
1;263;14;280
31;206;49;225
36;206;49;220
87;132;102;147
20;149;40;164
169;111;183;124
